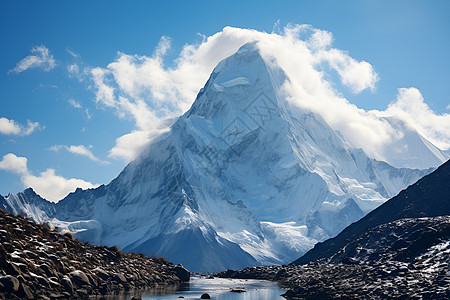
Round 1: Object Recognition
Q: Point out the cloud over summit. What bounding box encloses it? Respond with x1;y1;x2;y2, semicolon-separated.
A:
88;24;449;163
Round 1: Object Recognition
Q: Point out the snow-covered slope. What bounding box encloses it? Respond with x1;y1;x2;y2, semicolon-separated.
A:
1;42;434;272
376;117;449;170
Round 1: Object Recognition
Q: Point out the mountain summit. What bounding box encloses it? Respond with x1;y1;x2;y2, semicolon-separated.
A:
1;42;436;271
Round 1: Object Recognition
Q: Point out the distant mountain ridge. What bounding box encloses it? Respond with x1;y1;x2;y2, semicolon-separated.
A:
0;42;441;272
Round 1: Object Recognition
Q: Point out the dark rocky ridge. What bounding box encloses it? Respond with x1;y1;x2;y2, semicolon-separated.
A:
0;208;189;299
218;216;450;299
295;159;450;265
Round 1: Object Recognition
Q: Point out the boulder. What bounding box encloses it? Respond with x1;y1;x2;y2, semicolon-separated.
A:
70;270;90;287
0;275;20;292
173;265;190;282
17;282;34;299
92;267;109;281
61;275;74;295
38;264;56;278
112;273;127;284
2;260;21;276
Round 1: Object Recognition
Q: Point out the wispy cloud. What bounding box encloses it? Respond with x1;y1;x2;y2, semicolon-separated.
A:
68;98;82;109
67;98;92;119
66;48;79;58
0;117;43;136
85;109;92;120
50;144;109;165
0;153;98;202
67;63;89;81
9;45;56;74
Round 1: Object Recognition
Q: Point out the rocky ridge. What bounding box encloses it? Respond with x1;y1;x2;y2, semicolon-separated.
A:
218;216;450;299
0;208;189;299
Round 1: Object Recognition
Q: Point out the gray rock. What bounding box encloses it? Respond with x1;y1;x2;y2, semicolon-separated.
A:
17;282;34;299
112;273;127;284
173;265;190;282
61;275;73;295
38;264;55;278
0;275;20;292
70;270;90;287
2;260;21;276
92;267;109;280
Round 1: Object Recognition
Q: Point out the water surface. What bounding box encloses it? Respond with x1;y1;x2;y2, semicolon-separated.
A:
103;276;287;300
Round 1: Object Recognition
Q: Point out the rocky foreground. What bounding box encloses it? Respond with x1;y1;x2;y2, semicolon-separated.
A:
0;209;190;299
218;216;450;299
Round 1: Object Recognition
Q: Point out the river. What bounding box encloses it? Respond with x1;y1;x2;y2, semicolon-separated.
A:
101;275;287;300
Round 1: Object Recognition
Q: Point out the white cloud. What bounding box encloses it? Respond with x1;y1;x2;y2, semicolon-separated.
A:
68;98;92;119
89;24;449;163
0;118;21;135
383;88;450;150
67;63;88;81
68;98;82;109
66;48;79;58
50;144;109;165
108;127;170;162
85;109;92;120
108;130;152;162
67;63;80;77
0;117;42;136
0;153;28;175
22;120;41;136
9;45;56;74
0;153;98;202
316;48;379;93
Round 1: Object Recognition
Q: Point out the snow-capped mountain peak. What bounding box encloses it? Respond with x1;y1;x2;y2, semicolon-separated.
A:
1;43;433;272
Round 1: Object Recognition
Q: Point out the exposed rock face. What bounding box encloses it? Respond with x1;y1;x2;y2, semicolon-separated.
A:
0;209;189;299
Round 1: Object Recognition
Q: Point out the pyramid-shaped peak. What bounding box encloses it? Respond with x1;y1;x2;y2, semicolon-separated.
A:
212;41;276;75
186;42;287;120
235;41;262;55
23;187;38;197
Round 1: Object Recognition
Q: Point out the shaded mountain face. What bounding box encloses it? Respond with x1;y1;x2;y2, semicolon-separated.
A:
294;159;450;265
1;43;435;272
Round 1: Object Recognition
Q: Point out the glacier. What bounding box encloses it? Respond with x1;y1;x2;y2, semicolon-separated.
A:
0;42;443;272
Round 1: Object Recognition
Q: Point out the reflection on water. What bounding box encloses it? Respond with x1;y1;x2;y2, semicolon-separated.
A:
99;276;287;300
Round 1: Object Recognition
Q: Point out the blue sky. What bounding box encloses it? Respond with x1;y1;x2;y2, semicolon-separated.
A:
1;0;449;201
